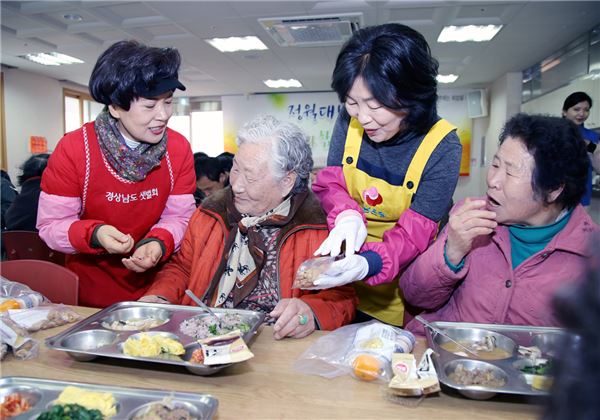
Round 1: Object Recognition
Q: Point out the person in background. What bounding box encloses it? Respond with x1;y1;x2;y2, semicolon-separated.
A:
140;115;357;339
562;92;600;206
217;151;234;175
1;170;17;230
5;153;50;231
195;156;228;198
309;23;462;327
37;40;196;307
192;152;208;205
401;114;599;335
544;234;600;420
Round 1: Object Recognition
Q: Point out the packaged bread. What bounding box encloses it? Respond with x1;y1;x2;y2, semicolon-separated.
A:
292;256;337;289
0;314;38;360
388;349;441;396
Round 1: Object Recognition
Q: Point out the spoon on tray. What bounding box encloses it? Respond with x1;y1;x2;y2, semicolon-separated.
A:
414;315;480;358
185;289;222;328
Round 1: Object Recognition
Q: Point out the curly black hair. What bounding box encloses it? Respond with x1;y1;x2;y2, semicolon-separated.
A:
499;113;588;209
331;23;439;135
89;40;182;110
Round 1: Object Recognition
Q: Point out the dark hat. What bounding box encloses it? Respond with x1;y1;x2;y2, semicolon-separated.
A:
135;76;186;98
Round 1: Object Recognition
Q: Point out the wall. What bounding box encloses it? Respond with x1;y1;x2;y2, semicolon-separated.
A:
453;115;489;202
521;77;600;127
450;72;522;203
3;68;64;181
3;67;523;203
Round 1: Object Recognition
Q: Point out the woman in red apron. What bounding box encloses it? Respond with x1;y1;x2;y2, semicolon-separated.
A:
311;24;462;326
38;41;196;307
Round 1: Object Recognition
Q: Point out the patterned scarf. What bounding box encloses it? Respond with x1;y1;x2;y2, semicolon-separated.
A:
207;189;308;307
94;110;167;182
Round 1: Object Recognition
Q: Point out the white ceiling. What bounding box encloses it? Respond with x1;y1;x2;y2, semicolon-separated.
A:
2;1;600;97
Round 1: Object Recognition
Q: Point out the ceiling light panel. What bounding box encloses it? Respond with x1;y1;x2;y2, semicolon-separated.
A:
263;79;302;88
437;74;459;83
438;25;503;43
19;52;84;66
206;36;268;53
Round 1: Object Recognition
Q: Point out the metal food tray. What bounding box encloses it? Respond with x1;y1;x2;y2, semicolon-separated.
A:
0;376;217;419
425;321;567;400
45;301;265;376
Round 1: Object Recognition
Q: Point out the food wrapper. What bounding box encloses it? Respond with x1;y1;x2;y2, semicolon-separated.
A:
346;322;415;382
0;313;39;360
293;321;415;383
292;256;338;289
6;305;81;332
388;349;440;396
196;330;254;365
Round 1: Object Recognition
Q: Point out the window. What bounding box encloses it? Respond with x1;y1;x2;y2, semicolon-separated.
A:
190;111;224;156
63;89;102;133
167;99;224;156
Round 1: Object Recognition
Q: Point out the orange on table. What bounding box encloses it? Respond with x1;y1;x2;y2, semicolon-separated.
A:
351;354;382;382
0;299;21;312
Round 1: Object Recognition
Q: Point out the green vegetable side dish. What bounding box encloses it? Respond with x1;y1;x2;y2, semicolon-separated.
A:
520;361;553;375
209;322;250;337
37;403;104;420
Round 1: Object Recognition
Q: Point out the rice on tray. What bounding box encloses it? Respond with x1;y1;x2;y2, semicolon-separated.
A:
179;313;251;339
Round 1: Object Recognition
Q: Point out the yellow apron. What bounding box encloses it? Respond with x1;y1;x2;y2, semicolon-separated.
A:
342;117;456;326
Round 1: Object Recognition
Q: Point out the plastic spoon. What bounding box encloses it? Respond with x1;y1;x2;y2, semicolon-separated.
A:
185;289;222;328
414;315;480;358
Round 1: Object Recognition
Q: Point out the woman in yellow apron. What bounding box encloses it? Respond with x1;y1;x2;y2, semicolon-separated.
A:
311;23;462;327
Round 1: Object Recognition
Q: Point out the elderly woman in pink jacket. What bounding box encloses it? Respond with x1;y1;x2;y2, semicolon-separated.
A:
401;113;600;334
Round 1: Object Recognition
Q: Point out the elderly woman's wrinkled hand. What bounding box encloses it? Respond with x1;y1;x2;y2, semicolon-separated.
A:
270;298;315;340
96;225;134;254
445;198;497;265
122;241;163;273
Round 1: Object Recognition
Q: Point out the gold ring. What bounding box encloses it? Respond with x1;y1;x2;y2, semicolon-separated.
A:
298;314;308;325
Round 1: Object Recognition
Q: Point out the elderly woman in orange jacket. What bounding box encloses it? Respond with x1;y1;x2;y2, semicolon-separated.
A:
141;115;358;339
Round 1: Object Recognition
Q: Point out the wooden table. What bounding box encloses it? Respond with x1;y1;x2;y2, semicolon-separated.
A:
2;307;543;419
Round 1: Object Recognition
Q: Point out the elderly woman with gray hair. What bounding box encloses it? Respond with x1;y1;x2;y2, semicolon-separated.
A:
141;115;358;339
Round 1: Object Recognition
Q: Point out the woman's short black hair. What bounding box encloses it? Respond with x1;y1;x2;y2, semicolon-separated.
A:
18;153;50;186
562;91;593;112
331;23;439;134
499;113;588;209
89;40;184;110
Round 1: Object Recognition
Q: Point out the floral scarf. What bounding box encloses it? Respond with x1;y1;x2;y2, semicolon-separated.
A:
94;110;167;182
206;189;308;307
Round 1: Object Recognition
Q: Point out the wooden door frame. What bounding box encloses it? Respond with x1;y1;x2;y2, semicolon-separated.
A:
63;88;93;134
0;72;6;171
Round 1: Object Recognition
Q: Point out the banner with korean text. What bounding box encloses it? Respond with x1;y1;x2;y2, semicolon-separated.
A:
222;90;470;174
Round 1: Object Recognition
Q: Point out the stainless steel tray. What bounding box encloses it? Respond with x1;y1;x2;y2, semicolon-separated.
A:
45;301;265;376
425;321;567;400
0;376;217;419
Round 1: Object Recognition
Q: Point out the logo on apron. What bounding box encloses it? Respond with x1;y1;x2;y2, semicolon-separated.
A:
362;186;383;207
